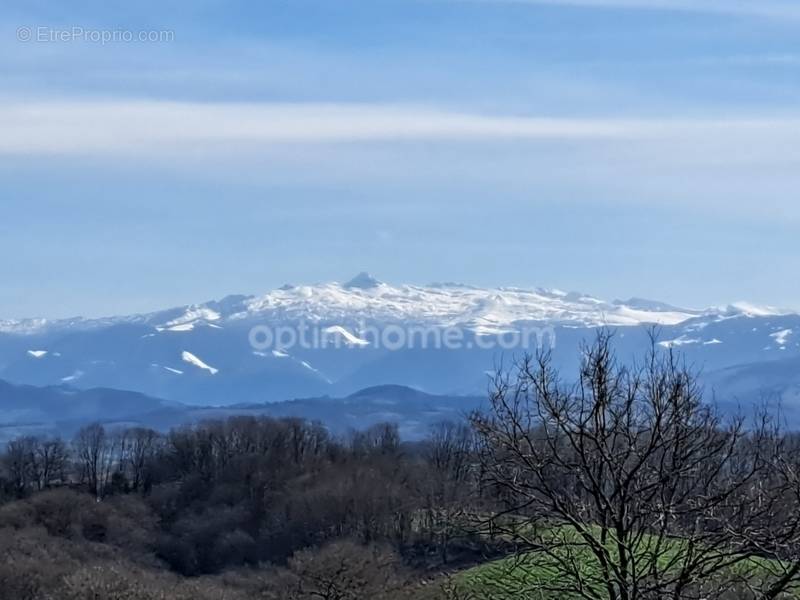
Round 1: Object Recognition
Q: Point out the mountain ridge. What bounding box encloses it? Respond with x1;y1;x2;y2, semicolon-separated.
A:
0;275;797;410
0;379;482;442
2;275;794;336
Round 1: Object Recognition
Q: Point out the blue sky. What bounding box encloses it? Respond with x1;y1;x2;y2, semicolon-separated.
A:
2;0;799;318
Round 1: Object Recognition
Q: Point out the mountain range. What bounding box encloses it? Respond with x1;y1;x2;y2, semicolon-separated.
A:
0;379;483;444
1;274;798;421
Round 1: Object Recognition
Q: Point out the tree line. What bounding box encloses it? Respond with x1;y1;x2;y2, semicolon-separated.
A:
1;415;488;577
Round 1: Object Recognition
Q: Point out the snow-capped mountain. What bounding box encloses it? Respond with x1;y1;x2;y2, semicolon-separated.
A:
1;274;798;411
1;272;790;336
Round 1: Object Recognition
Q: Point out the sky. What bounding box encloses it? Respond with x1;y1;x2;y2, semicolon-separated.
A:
1;0;799;319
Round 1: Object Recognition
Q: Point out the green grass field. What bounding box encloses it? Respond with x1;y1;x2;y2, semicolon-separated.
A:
455;526;796;599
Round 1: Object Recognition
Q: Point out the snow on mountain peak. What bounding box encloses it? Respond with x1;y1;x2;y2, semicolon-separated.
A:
238;280;706;329
727;302;790;318
0;318;51;335
1;278;797;336
156;307;222;332
613;297;691;314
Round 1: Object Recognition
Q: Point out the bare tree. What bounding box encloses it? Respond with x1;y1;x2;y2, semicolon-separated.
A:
4;436;38;494
351;423;401;456
422;422;476;564
280;540;412;600
34;438;69;489
122;427;161;491
471;331;800;600
73;423;115;499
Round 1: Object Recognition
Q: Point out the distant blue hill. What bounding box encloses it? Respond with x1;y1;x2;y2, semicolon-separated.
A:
0;380;483;442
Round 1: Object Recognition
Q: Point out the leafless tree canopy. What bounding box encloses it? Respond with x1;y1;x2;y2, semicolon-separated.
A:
471;331;800;600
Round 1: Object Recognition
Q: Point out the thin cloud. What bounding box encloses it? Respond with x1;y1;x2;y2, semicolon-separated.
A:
454;0;800;20
2;100;799;157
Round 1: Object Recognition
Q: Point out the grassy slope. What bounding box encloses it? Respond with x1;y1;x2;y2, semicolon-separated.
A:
457;526;793;599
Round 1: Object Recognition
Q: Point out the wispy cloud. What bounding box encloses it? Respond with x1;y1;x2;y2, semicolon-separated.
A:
0;101;624;155
2;100;800;157
455;0;800;20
